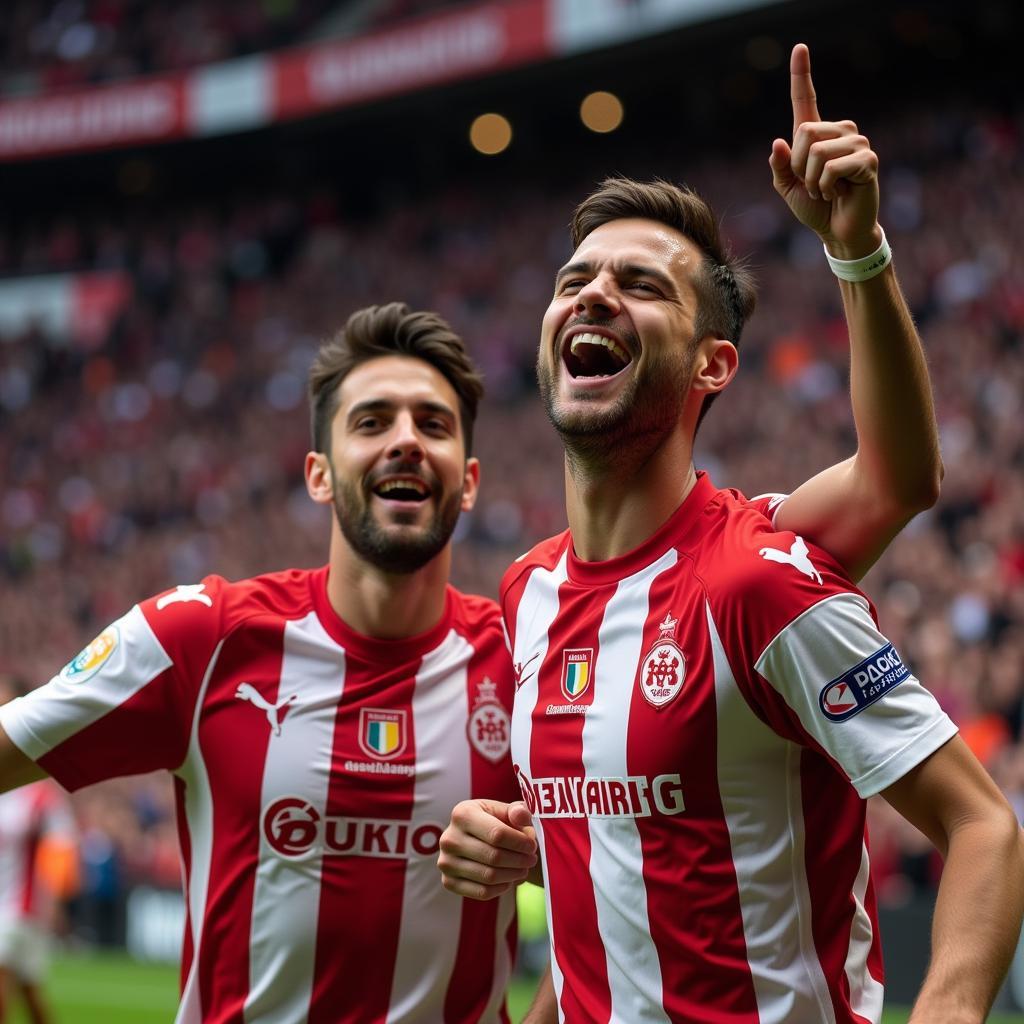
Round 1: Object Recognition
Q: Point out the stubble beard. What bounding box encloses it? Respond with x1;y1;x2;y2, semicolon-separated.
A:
536;335;695;474
332;472;463;575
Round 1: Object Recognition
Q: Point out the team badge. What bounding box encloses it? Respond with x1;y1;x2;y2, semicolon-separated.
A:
560;649;593;702
819;642;910;722
639;613;685;708
359;708;407;760
467;677;511;763
60;626;119;684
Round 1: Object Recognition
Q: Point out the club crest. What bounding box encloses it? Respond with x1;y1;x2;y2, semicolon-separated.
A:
467;677;511;763
560;648;593;702
359;708;407;760
639;613;685;708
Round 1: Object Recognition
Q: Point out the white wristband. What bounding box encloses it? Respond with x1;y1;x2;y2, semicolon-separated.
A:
824;228;891;282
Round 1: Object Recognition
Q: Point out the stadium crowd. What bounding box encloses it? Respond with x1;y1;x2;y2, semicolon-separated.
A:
0;0;454;96
1;95;1022;936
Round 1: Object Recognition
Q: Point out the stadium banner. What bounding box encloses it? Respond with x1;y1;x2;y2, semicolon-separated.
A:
0;79;186;160
0;271;131;345
273;0;550;119
0;0;782;159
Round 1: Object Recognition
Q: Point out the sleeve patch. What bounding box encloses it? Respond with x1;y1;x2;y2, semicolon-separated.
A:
819;642;910;722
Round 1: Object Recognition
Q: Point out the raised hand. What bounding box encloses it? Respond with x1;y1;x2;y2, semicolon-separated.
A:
768;43;881;259
438;799;538;900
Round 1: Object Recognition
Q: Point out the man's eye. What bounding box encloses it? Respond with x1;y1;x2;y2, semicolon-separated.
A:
628;281;658;293
355;417;381;431
423;418;451;434
560;279;587;292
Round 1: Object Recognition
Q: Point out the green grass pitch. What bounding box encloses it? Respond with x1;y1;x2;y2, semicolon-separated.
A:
5;951;1022;1022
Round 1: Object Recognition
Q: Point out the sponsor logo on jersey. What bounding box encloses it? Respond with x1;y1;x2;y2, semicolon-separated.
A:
262;797;441;860
359;708;407;760
819;642;911;722
155;583;213;610
514;765;685;820
560;648;593;702
758;535;823;584
234;682;296;736
467;677;510;763
639;613;685;707
60;626;119;683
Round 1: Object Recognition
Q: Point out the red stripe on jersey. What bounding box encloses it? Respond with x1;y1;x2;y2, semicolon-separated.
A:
174;776;195;995
533;583;612;1023
800;748;874;1022
627;567;760;1022
444;635;517;1024
195;623;286;1023
307;657;419;1024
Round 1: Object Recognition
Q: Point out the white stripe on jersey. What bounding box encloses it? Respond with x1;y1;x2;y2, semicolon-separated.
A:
707;604;837;1024
244;611;345;1024
176;638;226;1024
0;606;171;759
509;551;568;1017
386;630;473;1023
845;843;884;1021
582;552;677;1024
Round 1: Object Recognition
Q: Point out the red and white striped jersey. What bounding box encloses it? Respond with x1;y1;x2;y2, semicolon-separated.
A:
502;473;957;1024
0;567;518;1024
0;782;74;922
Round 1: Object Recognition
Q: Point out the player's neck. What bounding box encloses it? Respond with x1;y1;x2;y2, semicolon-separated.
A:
565;432;697;562
326;543;452;640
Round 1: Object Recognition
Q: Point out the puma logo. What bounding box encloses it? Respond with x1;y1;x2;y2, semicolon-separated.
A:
156;584;213;610
235;683;297;736
758;536;823;585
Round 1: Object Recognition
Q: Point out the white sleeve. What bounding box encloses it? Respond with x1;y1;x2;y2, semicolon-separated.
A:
0;605;172;762
754;591;958;797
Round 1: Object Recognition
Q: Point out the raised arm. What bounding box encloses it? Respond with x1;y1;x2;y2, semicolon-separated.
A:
768;43;942;581
882;736;1024;1022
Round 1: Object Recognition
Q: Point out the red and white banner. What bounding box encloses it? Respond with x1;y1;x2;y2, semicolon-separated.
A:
0;79;186;159
0;0;776;160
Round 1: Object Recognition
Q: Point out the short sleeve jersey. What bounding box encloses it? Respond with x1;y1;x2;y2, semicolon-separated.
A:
0;566;518;1024
501;473;956;1024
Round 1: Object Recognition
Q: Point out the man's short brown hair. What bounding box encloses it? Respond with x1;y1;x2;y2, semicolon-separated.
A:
308;303;485;456
572;177;756;422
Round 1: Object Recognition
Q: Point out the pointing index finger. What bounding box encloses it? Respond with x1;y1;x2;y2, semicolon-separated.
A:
790;42;820;133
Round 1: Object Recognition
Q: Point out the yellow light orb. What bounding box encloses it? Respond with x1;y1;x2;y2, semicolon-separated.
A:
580;91;624;134
469;113;513;155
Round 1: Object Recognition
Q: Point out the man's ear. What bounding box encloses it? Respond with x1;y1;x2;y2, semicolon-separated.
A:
305;452;333;505
461;458;481;513
690;337;738;398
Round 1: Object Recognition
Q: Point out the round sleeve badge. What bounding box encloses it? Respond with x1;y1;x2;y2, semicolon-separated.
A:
60;626;120;683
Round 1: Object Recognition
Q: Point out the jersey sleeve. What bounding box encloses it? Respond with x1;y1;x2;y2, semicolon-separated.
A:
746;492;789;527
708;520;956;798
0;577;226;791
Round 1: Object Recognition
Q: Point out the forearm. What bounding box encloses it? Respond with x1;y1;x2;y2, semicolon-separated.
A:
521;965;558;1024
839;262;943;513
909;815;1024;1023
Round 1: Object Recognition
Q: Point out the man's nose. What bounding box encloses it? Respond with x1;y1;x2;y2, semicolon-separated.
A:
386;413;425;462
573;275;620;318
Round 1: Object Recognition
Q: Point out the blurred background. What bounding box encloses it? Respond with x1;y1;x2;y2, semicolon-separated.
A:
1;0;1023;1018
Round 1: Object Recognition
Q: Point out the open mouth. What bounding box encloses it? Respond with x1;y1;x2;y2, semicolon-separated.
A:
562;331;633;379
372;478;431;503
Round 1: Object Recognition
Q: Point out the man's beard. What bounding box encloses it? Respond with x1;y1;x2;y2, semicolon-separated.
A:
332;470;463;575
536;330;694;469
